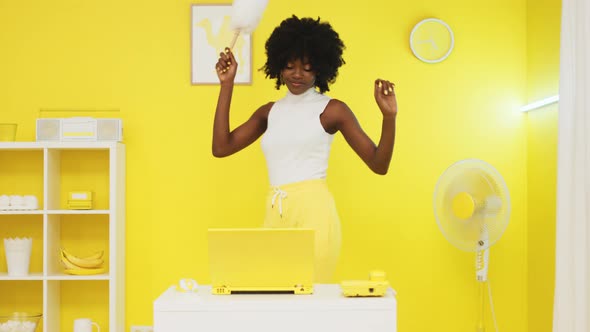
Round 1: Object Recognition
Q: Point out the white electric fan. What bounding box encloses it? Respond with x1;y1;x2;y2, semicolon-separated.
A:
433;159;510;332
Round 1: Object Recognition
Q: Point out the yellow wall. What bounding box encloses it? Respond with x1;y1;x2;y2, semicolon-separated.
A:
0;0;531;331
526;0;561;330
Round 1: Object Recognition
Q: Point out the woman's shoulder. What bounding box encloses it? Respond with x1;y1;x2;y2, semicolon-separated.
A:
321;98;352;125
252;101;275;119
325;98;351;114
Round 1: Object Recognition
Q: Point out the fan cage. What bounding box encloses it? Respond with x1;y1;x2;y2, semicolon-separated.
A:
433;159;511;252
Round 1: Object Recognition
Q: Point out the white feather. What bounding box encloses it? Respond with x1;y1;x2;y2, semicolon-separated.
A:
230;0;269;33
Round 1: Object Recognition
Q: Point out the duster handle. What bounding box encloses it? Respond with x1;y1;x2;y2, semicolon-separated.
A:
229;30;240;50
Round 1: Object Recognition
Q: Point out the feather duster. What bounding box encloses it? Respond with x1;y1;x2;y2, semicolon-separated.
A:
229;0;269;48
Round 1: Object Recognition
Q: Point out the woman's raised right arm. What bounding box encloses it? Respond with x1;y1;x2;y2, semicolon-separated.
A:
212;48;272;158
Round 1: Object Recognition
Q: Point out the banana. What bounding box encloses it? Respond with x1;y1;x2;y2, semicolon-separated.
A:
64;267;106;275
60;251;80;270
82;250;104;260
60;250;106;275
60;248;104;269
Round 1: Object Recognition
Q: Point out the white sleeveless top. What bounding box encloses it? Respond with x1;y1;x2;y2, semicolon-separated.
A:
261;88;334;186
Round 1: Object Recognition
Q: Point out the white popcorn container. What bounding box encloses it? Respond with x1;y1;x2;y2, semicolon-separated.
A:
3;237;33;277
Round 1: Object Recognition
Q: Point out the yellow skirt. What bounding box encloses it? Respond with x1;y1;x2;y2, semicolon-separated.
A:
263;179;342;283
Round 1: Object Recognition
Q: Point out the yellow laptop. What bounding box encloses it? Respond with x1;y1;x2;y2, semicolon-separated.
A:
207;228;315;295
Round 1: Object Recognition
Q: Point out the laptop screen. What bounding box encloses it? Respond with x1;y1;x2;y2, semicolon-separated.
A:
207;228;315;294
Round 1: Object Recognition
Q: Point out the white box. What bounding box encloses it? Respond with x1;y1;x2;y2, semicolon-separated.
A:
36;117;123;142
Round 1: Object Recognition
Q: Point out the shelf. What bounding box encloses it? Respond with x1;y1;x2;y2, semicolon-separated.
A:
46;149;110;210
0;210;109;215
0;210;44;215
47;210;110;215
46;273;110;280
0;143;44;150
54;280;110;332
0;272;44;280
0;280;43;315
0;149;44;209
46;214;110;277
0;141;119;150
0;214;44;275
0;142;124;332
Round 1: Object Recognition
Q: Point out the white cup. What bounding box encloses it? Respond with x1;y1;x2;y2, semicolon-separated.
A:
4;237;32;276
0;195;9;207
9;195;24;207
74;318;100;332
23;195;39;209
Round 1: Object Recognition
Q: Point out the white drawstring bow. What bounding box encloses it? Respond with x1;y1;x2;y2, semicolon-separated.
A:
271;187;288;217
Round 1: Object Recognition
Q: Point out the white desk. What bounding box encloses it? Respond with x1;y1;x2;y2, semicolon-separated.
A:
153;284;396;332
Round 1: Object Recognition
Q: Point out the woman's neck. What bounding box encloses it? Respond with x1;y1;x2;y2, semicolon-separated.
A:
284;87;317;102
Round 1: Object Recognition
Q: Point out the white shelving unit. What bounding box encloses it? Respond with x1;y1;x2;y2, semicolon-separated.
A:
0;142;125;332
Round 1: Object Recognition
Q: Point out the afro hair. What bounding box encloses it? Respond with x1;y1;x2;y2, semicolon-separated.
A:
261;15;346;93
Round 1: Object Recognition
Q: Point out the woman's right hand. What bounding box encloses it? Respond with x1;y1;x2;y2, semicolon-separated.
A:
216;47;238;84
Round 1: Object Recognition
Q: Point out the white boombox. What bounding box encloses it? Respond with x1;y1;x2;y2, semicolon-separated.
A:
36;117;123;142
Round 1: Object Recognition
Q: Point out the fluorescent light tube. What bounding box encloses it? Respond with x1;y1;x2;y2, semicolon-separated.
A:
521;95;559;112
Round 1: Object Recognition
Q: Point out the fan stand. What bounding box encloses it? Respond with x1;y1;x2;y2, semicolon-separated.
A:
434;159;509;332
477;278;486;332
475;237;489;332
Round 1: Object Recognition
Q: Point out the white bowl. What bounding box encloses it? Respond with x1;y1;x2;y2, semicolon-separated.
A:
0;312;42;332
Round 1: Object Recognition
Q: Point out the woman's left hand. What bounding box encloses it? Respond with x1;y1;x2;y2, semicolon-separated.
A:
374;79;397;118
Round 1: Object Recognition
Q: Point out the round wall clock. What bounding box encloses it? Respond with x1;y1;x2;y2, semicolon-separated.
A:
410;18;454;63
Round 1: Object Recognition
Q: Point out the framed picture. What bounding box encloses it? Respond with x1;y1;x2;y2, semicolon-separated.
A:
191;4;252;85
